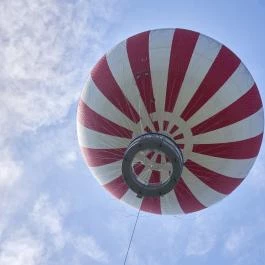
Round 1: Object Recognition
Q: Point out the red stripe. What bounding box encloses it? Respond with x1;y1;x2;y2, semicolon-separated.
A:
153;121;159;132
141;197;161;214
156;154;161;163
149;170;160;184
165;29;199;112
174;133;184;140
78;100;132;138
91;56;140;123
144;126;151;133
126;31;156;114
191;84;262;135
185;160;243;195
147;151;155;159
104;176;128;199
193;134;263;159
133;163;145;175
181;46;241;121
82;147;126;167
174;178;205;213
169;125;178;134
163;120;169;131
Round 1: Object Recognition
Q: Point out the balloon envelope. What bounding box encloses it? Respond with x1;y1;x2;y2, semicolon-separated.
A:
77;28;264;215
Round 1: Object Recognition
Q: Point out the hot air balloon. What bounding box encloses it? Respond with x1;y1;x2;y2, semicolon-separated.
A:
77;28;264;215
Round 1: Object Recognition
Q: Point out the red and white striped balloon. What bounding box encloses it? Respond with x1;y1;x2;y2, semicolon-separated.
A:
77;28;264;215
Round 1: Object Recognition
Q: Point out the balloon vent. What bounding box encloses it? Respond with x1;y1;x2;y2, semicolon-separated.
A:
122;133;183;198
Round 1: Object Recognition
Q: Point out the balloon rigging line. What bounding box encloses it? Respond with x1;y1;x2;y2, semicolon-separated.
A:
123;208;141;265
138;99;144;134
141;75;155;131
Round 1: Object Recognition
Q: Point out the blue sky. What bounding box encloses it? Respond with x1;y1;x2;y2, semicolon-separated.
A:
0;0;265;264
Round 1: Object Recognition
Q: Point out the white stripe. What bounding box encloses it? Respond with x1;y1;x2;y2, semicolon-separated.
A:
106;40;154;133
187;63;255;127
121;190;143;209
77;122;131;149
182;167;225;207
192;108;264;144
149;29;174;129
81;78;138;133
161;190;184;215
138;167;153;185
172;34;222;117
137;155;157;184
189;152;255;179
89;160;122;185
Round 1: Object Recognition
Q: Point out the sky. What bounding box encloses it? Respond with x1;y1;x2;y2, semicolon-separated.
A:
0;0;265;264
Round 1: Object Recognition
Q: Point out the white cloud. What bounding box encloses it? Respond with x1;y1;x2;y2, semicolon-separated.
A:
57;151;78;168
0;0;124;189
0;149;23;188
0;0;74;139
125;247;163;265
126;247;142;265
0;194;109;265
0;0;125;224
30;194;68;250
21;115;78;166
73;235;109;263
29;194;108;264
224;223;260;256
185;213;217;256
0;230;44;265
0;148;26;240
0;1;124;263
186;229;216;256
0;0;123;143
225;227;247;253
0;0;125;187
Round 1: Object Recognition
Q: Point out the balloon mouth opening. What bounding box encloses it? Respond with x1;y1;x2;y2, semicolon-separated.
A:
122;133;184;198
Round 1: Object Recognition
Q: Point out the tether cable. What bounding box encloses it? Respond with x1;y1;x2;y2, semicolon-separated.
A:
123;208;141;265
